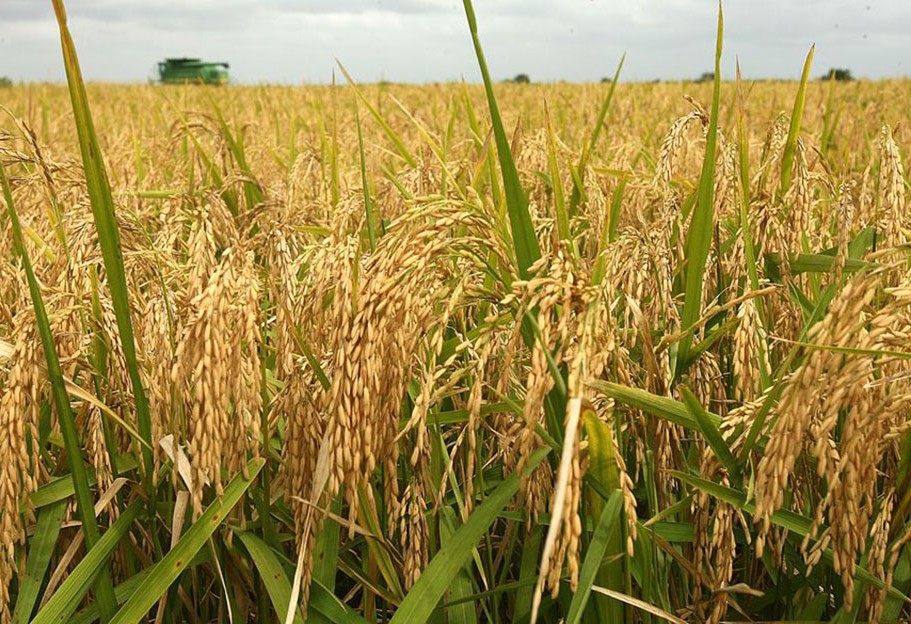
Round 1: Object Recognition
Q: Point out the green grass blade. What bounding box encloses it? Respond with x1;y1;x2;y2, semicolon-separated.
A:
206;92;265;209
337;63;417;168
357;487;404;601
440;507;479;624
765;251;872;278
735;60;771;391
311;495;342;588
582;409;626;622
30;455;138;509
389;448;550;623
883;542;911;620
680;386;741;483
514;526;542;623
70;568;153;624
356;106;379;251
589;381;722;432
778;45;815;198
570;54;625;213
31;500;142;624
13;500;68;623
1;158;118;621
237;533;304;624
462;0;541;279
565;491;624;624
544;101;570;246
108;459;264;624
50;0;154;492
676;2;723;372
238;531;368;624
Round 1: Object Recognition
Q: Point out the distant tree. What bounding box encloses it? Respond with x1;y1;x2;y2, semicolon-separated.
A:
0;76;12;88
512;73;530;84
696;72;715;83
822;68;854;81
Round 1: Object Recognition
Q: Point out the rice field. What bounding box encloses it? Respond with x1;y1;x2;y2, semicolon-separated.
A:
2;3;911;623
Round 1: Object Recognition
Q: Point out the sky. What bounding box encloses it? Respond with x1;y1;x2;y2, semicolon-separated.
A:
1;1;909;84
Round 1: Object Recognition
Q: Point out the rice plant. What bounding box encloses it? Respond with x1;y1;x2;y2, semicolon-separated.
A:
0;1;910;622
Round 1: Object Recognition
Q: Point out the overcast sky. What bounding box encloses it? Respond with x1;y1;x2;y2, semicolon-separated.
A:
2;1;908;84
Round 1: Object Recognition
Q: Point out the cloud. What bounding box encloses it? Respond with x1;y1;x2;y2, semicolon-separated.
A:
1;0;909;83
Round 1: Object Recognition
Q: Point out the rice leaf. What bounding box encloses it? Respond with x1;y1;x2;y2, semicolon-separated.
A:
206;93;265;210
356;105;379;250
544;101;569;246
676;2;724;373
337;63;418;168
583;406;627;622
70;569;153;624
462;0;541;279
440;507;479;624
50;0;155;493
13;500;68;623
589;381;722;431
680;386;740;483
570;54;625;213
565;491;624;624
108;459;264;624
238;531;368;624
778;45;815;198
389;447;550;623
30;500;142;624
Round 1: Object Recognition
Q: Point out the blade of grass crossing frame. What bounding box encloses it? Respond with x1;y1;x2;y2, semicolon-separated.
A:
108;459;264;624
565;491;624;624
389;448;550;624
356;105;379;250
570;54;625;213
462;0;541;279
778;45;815;198
582;407;626;623
680;387;741;484
30;501;142;624
50;0;154;492
676;2;723;374
206;93;265;209
544;101;570;246
238;532;369;624
1;161;118;622
337;62;417;168
308;496;342;624
13;500;68;623
589;381;722;432
462;0;568;441
514;527;542;623
440;507;479;624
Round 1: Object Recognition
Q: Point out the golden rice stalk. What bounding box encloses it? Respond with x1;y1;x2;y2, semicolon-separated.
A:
757;273;911;608
865;491;894;624
753;277;876;538
171;248;262;513
399;480;429;590
732;298;768;402
0;315;45;619
654;110;706;193
878;125;907;249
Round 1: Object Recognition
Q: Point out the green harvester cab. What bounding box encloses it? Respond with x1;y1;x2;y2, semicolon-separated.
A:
157;58;229;85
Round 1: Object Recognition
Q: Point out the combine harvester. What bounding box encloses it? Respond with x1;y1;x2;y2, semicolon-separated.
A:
157;58;229;85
